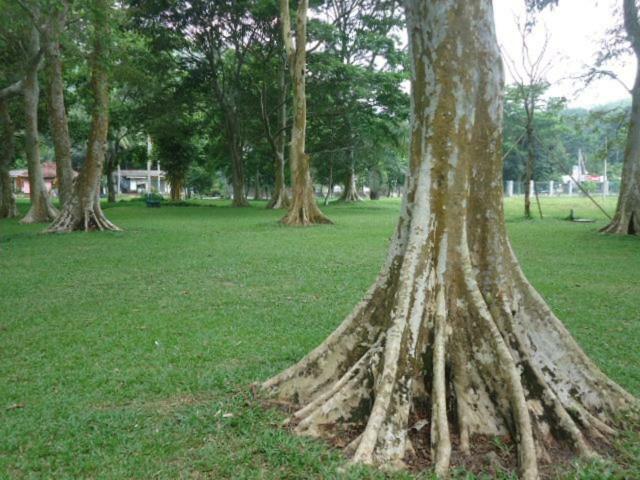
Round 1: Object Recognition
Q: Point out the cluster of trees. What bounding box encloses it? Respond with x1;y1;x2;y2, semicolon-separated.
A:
0;0;409;229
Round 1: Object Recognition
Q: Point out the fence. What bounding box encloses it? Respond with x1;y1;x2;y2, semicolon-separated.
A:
504;180;621;197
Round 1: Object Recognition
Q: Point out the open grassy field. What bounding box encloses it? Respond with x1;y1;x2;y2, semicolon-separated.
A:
1;196;638;479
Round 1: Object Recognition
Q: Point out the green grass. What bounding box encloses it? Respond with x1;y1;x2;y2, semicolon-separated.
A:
0;196;638;479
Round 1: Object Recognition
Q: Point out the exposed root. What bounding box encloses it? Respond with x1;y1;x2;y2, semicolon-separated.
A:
46;204;120;233
266;188;290;209
20;198;58;224
600;211;640;235
280;201;332;226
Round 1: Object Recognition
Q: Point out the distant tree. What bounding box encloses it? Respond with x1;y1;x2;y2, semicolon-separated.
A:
279;0;331;225
48;0;120;232
153;121;197;201
599;0;640;234
503;13;554;218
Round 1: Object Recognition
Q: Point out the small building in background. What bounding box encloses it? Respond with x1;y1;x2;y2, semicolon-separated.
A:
114;165;169;194
10;162;69;194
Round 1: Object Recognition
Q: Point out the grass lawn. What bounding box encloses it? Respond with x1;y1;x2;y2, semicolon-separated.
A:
0;195;638;479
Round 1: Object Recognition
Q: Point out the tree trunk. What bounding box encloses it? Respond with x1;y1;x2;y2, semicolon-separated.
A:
280;0;331;225
229;131;249;207
602;0;640;234
267;54;290;209
44;2;74;209
0;99;18;218
47;0;119;233
170;177;183;201
21;27;58;224
524;124;534;219
324;157;333;206
340;158;361;202
262;2;637;479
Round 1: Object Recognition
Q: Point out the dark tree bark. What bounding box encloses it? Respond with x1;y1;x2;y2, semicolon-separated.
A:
524;124;534;219
266;55;290;209
602;0;640;234
48;0;119;232
105;138;120;203
169;176;183;201
21;27;58;224
262;2;638;479
0;99;18;218
280;0;331;225
43;0;74;209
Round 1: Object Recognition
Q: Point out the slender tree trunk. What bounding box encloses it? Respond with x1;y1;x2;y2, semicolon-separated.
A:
280;0;331;225
106;163;116;203
44;2;74;209
267;54;290;209
48;0;118;233
324;157;333;206
21;27;58;224
340;157;361;202
262;2;637;479
602;2;640;235
0;99;18;218
228;127;249;207
524;123;534;219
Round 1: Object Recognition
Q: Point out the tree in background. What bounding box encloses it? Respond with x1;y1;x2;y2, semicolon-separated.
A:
599;0;640;234
48;0;119;232
279;0;331;225
0;97;17;218
503;13;554;218
262;2;637;479
20;26;59;223
153;120;198;201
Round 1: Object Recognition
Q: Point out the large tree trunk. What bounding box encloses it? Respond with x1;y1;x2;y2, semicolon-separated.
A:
44;2;74;209
0;99;18;218
47;0;119;233
21;27;58;224
340;158;362;202
262;2;637;479
267;55;290;210
602;0;640;234
280;0;331;225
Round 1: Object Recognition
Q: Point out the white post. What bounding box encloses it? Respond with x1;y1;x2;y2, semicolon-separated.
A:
529;180;534;197
116;164;121;198
603;154;608;197
568;181;573;196
157;161;161;193
146;160;151;193
548;180;554;196
506;180;514;197
146;134;153;193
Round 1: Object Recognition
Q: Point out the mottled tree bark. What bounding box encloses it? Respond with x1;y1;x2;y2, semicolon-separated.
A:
47;0;119;233
0;99;18;218
340;157;362;202
21;27;58;224
43;1;74;209
280;0;331;225
267;55;290;209
263;2;637;479
602;0;640;235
